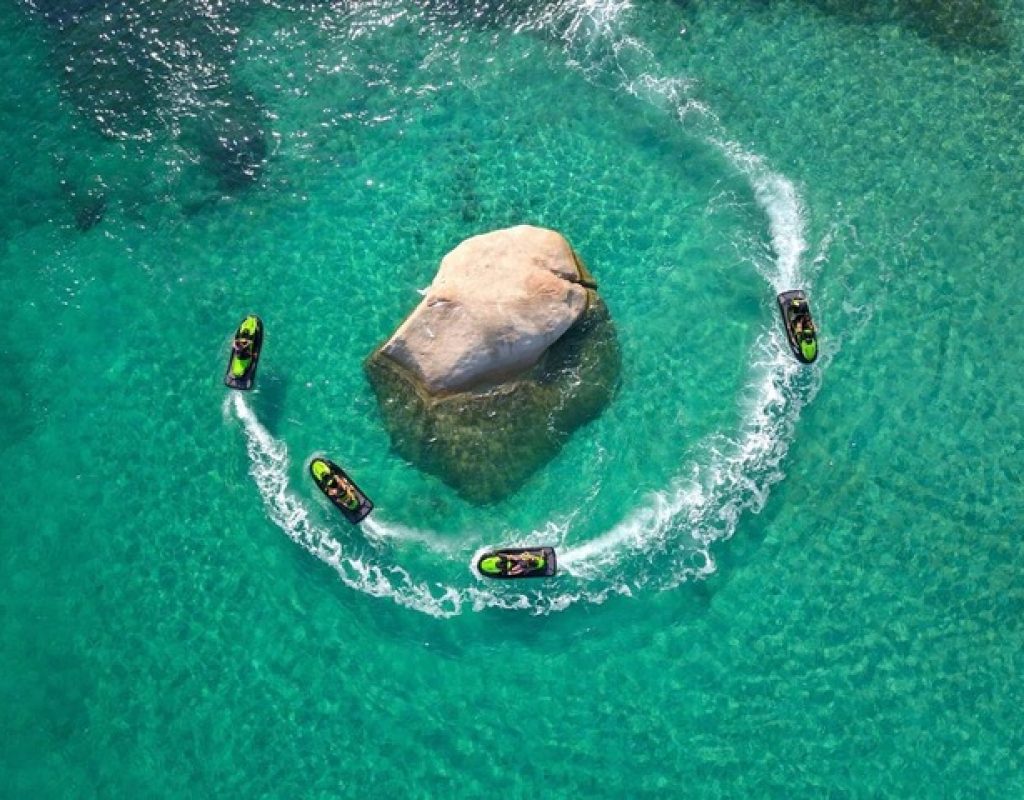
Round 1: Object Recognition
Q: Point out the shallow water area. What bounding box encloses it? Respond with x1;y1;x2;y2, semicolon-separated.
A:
3;0;1024;797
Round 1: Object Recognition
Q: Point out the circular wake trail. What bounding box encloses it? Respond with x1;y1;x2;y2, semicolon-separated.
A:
232;0;825;614
230;393;612;615
551;0;821;581
229;393;464;617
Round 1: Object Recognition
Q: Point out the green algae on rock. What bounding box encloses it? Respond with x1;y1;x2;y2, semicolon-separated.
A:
366;226;619;504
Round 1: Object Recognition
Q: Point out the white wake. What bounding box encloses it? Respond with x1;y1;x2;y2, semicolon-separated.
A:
230;0;826;615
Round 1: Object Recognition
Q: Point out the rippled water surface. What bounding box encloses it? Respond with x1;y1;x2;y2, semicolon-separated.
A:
2;0;1023;796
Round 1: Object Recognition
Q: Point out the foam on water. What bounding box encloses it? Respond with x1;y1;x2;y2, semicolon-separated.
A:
230;0;825;615
550;0;821;579
231;392;618;615
361;516;463;553
230;392;464;617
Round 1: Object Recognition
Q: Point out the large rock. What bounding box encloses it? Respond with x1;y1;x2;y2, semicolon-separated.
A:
367;226;619;504
379;226;593;393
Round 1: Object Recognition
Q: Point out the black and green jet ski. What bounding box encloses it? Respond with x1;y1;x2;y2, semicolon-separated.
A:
310;457;374;524
224;314;264;390
776;290;818;364
476;547;557;580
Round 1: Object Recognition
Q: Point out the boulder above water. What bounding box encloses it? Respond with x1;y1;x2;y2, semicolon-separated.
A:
366;225;619;504
378;225;596;394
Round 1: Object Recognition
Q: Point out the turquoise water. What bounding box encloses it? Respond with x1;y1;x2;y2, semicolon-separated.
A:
2;0;1023;795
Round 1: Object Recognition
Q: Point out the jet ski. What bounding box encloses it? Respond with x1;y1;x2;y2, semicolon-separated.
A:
309;457;374;524
476;547;557;580
224;314;264;389
776;290;818;364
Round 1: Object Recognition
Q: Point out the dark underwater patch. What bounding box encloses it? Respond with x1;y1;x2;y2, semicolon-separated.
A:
735;0;1008;51
23;0;270;193
366;297;621;505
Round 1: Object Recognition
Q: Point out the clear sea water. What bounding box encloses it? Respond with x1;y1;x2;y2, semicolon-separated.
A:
2;0;1023;796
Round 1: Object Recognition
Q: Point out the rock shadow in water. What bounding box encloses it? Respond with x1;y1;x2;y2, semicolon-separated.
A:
367;296;621;505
